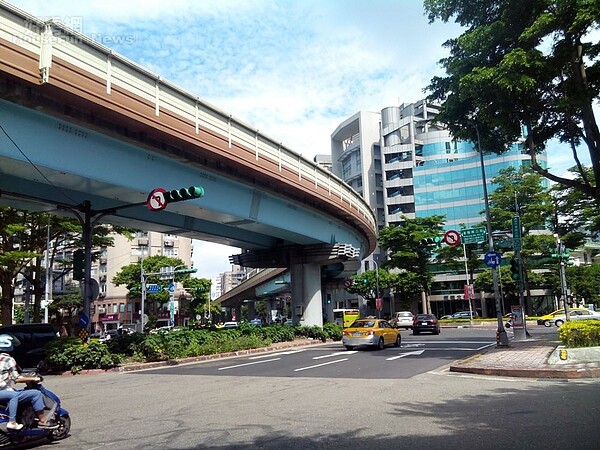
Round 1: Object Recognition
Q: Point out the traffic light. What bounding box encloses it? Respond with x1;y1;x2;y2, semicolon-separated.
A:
420;237;442;246
174;267;198;275
164;186;204;203
73;249;85;281
509;258;519;281
326;294;332;304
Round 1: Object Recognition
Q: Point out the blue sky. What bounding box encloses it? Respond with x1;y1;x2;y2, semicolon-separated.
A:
7;0;596;280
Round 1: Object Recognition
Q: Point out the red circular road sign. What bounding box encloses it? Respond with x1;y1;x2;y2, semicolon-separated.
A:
147;187;167;211
444;230;461;246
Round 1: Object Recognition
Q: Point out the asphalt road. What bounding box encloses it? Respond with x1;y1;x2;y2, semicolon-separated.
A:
34;327;600;450
134;327;499;380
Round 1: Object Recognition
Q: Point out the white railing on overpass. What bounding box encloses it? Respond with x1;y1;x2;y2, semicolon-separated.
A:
0;2;376;233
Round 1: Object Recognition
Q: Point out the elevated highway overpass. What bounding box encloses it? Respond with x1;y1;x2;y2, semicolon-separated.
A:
0;2;377;326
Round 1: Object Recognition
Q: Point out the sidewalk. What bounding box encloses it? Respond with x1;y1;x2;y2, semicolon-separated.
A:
448;331;600;379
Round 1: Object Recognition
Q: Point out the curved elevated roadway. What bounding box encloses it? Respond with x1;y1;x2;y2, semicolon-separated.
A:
0;3;376;325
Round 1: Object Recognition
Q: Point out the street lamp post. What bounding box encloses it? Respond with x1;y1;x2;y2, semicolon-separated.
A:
474;125;509;347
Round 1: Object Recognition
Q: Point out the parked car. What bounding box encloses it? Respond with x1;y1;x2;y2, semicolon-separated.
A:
220;321;239;329
0;323;58;369
451;311;479;319
342;318;401;350
249;318;263;327
537;308;596;327
412;314;441;335
390;311;414;329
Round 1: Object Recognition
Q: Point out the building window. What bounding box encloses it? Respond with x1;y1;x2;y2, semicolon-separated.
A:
119;303;125;313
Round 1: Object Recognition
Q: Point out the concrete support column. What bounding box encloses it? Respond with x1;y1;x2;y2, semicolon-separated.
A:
247;301;256;320
421;291;429;314
290;262;323;327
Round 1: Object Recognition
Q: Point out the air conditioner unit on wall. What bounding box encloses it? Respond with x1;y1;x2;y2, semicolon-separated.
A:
98;307;106;314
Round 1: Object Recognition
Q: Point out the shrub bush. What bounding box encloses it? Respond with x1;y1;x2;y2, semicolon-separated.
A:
45;337;121;374
323;322;343;341
44;323;339;371
558;321;600;348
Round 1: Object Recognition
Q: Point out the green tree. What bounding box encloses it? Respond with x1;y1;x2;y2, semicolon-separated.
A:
0;206;132;325
49;284;84;335
181;276;216;321
112;255;198;321
346;269;394;302
564;264;600;307
378;216;447;297
552;166;600;240
424;0;600;199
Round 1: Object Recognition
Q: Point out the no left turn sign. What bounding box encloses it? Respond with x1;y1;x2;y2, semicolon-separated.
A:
147;187;167;211
443;230;461;246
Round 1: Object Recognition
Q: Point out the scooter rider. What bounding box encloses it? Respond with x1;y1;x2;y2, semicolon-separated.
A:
0;336;58;430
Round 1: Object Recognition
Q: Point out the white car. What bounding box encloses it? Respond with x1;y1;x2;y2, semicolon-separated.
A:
550;309;600;327
391;311;414;329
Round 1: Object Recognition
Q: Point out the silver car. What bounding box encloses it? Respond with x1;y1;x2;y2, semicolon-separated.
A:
549;309;600;327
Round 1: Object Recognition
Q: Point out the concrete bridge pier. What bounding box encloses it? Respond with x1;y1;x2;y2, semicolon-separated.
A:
290;262;322;327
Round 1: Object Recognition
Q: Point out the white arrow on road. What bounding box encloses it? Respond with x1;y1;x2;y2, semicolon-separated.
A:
386;350;425;361
313;351;357;360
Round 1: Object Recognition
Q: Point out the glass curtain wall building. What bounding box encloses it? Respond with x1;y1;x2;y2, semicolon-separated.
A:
331;99;548;317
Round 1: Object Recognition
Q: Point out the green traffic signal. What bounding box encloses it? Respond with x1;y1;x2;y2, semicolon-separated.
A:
164;186;204;203
175;268;198;275
420;237;442;246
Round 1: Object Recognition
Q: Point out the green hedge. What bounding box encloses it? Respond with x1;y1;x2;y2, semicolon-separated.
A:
558;321;600;348
44;322;343;374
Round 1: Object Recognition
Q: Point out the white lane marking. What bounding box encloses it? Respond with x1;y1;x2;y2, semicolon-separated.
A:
386;350;425;360
313;351;357;359
402;343;425;347
408;340;494;344
218;358;280;370
294;358;348;372
249;350;306;359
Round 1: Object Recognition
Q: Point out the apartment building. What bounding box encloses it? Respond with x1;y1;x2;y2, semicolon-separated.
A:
91;231;192;331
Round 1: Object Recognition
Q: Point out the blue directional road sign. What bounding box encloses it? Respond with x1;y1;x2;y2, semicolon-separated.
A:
484;251;502;268
168;282;175;293
147;284;161;293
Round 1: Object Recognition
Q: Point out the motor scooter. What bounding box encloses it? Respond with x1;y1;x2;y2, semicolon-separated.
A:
0;374;71;448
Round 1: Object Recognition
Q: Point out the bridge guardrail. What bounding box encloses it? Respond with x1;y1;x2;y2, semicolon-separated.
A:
0;3;376;236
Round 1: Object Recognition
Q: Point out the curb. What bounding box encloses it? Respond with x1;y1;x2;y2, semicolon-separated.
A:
449;364;600;379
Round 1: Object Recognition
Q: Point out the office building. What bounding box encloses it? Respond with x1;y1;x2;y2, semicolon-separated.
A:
331;99;548;316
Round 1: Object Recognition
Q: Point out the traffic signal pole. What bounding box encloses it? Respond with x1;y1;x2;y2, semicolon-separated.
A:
474;125;509;347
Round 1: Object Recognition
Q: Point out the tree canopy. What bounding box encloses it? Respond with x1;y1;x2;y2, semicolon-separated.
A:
424;0;600;199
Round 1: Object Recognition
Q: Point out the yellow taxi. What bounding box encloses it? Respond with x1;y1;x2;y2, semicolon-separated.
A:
342;318;401;350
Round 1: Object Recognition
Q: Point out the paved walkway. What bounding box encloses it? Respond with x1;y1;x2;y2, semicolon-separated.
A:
448;331;600;379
